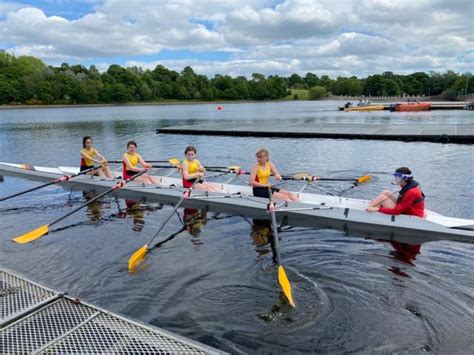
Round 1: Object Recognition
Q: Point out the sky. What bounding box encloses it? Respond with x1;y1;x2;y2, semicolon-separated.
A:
0;0;473;78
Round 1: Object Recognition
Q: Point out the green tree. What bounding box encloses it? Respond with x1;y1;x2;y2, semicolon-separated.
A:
309;86;328;100
382;79;400;96
364;75;384;96
304;73;319;87
36;81;54;103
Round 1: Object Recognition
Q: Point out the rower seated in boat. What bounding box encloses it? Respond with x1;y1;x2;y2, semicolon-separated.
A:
122;140;161;185
249;148;299;202
80;136;114;179
367;167;425;217
181;145;220;192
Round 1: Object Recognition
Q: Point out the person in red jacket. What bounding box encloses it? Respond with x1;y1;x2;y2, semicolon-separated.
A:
367;167;425;217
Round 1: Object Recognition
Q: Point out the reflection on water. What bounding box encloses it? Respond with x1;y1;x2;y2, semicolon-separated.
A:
386;241;422;278
83;191;104;222
183;207;208;241
250;219;272;257
116;199;163;233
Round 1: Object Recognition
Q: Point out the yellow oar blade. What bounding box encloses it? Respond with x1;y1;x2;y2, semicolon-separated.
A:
168;158;180;166
227;165;241;171
13;224;49;244
356;175;372;183
292;172;311;180
278;265;295;308
128;244;149;273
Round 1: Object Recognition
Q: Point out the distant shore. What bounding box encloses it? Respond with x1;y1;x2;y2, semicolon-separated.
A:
1;95;472;110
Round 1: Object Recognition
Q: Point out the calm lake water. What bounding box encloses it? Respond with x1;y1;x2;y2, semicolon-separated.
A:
1;101;473;353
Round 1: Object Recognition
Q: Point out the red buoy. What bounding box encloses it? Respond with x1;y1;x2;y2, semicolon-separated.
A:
217;105;222;111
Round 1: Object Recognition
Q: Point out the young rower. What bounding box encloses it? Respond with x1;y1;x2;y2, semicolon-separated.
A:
80;136;114;179
122;141;161;185
249;148;299;202
181;146;220;192
367;167;425;217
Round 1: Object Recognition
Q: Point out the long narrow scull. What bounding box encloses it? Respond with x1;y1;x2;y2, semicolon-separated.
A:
0;162;473;245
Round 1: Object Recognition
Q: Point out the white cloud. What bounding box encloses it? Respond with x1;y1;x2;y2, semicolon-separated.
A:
0;0;472;77
220;1;344;45
0;1;24;17
126;58;301;77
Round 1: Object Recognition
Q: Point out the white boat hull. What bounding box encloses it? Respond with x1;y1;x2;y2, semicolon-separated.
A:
1;162;473;245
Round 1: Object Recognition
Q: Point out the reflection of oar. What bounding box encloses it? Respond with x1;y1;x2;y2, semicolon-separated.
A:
1;166;100;202
267;186;295;308
12;170;147;244
128;178;200;273
283;172;372;184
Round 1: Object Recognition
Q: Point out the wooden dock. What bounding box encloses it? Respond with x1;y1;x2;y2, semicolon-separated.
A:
157;123;474;144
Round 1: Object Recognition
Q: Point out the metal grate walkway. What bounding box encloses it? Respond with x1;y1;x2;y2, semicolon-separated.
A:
1;268;222;354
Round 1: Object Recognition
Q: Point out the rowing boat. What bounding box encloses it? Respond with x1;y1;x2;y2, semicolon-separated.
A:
1;162;473;245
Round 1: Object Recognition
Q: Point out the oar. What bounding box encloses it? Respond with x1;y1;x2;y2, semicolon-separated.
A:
267;186;295;308
12;170;148;244
150;164;242;174
0;166;100;202
128;178;200;273
283;172;372;184
107;159;174;164
201;166;242;173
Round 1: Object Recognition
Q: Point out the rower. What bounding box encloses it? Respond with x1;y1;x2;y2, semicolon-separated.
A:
122;141;161;185
249;148;299;202
181;146;220;192
80;136;114;179
367;167;425;217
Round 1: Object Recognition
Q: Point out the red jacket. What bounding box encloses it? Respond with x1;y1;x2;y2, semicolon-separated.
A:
379;182;425;217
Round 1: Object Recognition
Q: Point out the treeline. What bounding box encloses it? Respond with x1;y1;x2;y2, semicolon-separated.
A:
0;50;472;105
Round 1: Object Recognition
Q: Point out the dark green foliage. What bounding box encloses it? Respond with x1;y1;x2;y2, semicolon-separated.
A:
309;86;328;99
0;50;471;105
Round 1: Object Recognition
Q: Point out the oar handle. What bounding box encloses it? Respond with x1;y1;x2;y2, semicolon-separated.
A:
281;175;312;181
49;170;147;227
204;167;248;174
108;160;170;164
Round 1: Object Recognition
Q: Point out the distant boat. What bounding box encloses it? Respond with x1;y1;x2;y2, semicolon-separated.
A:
390;102;431;112
344;105;385;112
